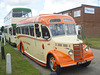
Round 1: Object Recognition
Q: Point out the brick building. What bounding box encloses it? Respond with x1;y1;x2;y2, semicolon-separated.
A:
57;4;100;37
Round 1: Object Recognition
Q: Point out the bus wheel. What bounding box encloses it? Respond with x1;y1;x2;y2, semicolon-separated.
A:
9;38;11;45
80;61;91;67
49;55;60;75
20;44;24;55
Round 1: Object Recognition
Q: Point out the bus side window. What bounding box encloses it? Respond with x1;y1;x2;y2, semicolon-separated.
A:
9;28;12;35
5;28;7;33
35;24;41;37
19;27;21;34
29;25;34;36
17;27;21;34
17;27;19;34
22;26;25;34
41;25;50;40
13;26;16;35
25;26;29;35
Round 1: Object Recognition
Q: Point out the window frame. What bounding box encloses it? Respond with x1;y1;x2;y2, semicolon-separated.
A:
41;24;50;40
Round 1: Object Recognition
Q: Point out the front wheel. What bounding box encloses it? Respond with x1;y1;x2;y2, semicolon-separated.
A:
80;61;91;67
49;55;60;75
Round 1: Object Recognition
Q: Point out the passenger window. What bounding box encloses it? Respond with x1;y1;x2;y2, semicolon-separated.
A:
5;29;7;33
17;27;20;34
25;26;29;35
35;24;41;37
22;27;25;34
13;26;16;35
19;27;21;34
41;25;50;40
9;27;12;35
17;27;18;34
29;25;34;36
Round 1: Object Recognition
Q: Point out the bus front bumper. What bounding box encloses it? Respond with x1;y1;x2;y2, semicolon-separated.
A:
60;56;94;68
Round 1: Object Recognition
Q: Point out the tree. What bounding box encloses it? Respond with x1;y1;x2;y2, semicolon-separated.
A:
1;26;4;32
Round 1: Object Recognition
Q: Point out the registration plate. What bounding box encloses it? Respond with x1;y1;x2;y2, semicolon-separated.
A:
77;60;86;64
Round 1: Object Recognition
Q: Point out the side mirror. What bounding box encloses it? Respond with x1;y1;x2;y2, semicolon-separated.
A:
37;32;41;37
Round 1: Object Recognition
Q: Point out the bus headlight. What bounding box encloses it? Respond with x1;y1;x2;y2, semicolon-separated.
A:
85;46;89;52
68;49;73;55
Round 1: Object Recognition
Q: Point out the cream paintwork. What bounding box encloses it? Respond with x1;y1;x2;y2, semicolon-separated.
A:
43;35;83;62
12;18;28;24
4;17;30;44
17;23;83;64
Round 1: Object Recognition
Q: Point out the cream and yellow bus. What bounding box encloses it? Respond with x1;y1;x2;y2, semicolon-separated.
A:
16;14;94;74
4;8;32;46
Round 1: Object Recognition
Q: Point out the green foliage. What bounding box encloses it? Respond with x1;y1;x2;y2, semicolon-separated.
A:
0;42;42;75
1;26;4;32
80;36;100;49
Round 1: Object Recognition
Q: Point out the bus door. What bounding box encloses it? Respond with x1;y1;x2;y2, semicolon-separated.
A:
35;24;45;61
9;27;12;43
41;24;50;60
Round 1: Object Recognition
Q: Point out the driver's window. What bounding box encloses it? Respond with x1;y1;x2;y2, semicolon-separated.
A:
41;25;50;40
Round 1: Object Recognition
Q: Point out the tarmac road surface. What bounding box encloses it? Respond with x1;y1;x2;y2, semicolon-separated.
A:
14;47;100;75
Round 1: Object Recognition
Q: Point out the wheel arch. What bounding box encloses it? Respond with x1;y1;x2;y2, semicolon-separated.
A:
47;53;53;67
47;50;74;67
20;41;24;52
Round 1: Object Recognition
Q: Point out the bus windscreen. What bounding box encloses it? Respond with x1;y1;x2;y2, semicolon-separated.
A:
49;24;76;37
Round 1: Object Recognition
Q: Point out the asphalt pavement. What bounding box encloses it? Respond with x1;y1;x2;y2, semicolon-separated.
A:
14;47;100;75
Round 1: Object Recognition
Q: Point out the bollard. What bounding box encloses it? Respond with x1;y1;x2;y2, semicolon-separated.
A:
2;38;4;43
1;46;5;60
6;53;12;74
0;36;1;40
0;42;1;53
1;37;2;42
50;71;57;75
4;37;6;45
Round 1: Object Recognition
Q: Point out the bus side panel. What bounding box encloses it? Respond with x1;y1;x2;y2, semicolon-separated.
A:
17;36;47;66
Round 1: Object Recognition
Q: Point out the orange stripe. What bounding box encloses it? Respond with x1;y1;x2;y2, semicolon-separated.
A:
17;35;50;41
24;52;47;66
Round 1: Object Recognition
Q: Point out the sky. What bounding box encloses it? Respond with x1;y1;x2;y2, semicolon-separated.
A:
0;0;99;27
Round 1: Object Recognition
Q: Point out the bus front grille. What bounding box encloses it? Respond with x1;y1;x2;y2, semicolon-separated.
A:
73;44;83;62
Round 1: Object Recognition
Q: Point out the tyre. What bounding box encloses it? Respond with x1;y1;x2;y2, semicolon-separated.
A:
48;55;60;75
80;61;91;67
9;38;11;45
20;44;24;55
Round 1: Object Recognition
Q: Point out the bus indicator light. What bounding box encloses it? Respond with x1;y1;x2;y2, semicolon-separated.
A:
42;44;44;49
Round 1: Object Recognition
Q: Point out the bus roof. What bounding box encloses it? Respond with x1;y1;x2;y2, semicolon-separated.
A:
12;8;31;11
17;14;75;26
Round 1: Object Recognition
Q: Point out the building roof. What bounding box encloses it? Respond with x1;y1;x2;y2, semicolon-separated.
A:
56;4;100;14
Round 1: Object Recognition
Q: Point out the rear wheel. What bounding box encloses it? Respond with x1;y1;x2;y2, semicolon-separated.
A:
9;38;11;45
80;61;91;67
48;55;60;75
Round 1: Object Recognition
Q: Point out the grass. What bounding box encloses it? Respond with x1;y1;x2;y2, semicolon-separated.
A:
80;36;100;49
0;42;42;75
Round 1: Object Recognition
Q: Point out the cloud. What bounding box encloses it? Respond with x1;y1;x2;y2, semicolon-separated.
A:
32;9;38;16
42;0;98;14
0;2;5;8
0;19;4;27
4;0;38;6
6;5;30;12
